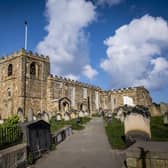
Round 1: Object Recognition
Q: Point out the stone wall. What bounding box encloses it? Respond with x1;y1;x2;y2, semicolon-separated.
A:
0;51;23;119
100;86;152;113
149;103;161;116
0;143;27;168
160;103;168;115
46;74;101;115
126;141;168;168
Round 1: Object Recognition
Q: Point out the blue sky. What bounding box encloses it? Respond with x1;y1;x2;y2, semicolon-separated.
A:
0;0;168;103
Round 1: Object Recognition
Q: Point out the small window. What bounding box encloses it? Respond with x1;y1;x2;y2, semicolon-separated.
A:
7;88;11;97
114;98;117;106
30;62;36;75
8;64;13;76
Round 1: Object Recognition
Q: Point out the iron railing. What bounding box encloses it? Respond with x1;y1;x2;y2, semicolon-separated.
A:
0;126;22;150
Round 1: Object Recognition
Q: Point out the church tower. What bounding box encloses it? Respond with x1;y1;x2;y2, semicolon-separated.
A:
0;49;50;119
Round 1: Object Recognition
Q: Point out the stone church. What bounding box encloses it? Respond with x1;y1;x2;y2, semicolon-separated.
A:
0;49;152;120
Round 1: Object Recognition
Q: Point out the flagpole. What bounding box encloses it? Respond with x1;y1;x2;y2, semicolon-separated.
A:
24;21;28;117
25;21;28;50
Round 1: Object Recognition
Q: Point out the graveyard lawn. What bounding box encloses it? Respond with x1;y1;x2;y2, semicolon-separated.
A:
80;117;92;124
92;113;101;117
151;116;168;141
105;118;126;149
50;117;91;134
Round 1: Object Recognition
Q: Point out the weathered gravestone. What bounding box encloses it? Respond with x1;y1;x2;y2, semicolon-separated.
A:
70;112;76;119
164;112;168;125
42;111;49;123
79;111;84;118
56;113;62;121
28;108;33;122
124;106;151;145
84;111;89;116
114;105;151;146
48;111;53;120
0;119;4;124
64;112;70;121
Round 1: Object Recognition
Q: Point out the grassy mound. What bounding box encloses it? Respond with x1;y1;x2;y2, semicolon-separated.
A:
151;116;168;141
105;118;125;149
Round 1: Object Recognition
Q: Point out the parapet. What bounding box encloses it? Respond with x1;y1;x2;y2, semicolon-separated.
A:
47;74;101;90
47;74;148;93
109;86;147;94
0;48;50;63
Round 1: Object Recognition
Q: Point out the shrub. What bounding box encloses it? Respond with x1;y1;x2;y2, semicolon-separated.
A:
3;115;20;127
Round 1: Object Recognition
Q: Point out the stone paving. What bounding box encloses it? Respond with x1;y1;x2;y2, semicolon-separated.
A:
34;117;126;168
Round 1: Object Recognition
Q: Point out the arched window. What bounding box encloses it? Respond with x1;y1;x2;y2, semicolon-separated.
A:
30;62;36;75
8;64;13;76
7;88;11;97
114;98;116;105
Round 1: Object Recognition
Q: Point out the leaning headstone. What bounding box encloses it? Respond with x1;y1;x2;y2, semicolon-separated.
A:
28;108;33;122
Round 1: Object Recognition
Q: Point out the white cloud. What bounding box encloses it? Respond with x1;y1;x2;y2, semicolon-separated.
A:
96;0;123;6
82;64;98;79
101;15;168;90
36;0;97;79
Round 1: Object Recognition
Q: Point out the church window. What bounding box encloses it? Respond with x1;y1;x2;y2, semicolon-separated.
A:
83;88;87;98
114;98;116;105
8;64;13;76
7;88;11;97
30;62;36;75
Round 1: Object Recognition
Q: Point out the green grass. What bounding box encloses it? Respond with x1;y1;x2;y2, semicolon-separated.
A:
80;117;92;124
92;113;100;117
50;117;91;133
151;116;168;141
105;116;168;149
105;118;125;149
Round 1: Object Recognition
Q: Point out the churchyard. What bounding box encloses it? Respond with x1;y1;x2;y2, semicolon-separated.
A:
0;107;168;168
0;114;92;167
105;114;168;150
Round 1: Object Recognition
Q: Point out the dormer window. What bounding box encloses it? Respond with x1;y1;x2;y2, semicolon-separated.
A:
30;62;36;75
8;64;13;76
